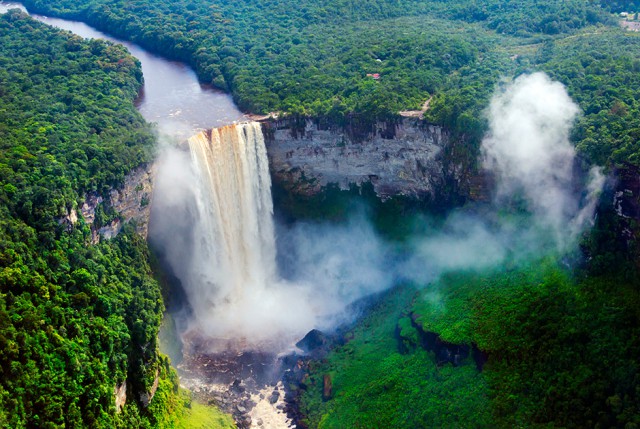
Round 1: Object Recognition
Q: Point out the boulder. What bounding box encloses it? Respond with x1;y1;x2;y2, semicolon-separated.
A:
296;329;329;353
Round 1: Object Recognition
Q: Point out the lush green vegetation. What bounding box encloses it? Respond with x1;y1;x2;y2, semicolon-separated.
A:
533;30;640;166
300;262;640;428
299;285;492;428
0;11;198;427
418;263;640;427
20;0;640;169
426;31;640;170
272;181;449;241
602;0;640;13
18;0;606;122
3;0;640;428
175;398;235;429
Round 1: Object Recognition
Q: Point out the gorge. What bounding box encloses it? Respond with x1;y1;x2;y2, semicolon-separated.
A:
3;1;640;428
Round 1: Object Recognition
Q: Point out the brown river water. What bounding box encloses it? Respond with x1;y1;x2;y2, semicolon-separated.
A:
0;1;246;139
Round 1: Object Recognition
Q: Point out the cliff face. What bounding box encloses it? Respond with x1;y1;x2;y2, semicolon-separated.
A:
107;163;155;239
60;163;155;242
611;164;640;249
614;164;640;220
263;117;468;202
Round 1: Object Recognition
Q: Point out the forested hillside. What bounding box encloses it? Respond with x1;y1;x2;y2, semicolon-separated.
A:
0;11;175;427
18;0;607;120
536;32;640;166
298;262;640;428
3;0;640;428
19;0;640;170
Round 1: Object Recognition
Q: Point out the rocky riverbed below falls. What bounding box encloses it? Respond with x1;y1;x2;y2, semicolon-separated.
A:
175;330;338;429
178;353;294;428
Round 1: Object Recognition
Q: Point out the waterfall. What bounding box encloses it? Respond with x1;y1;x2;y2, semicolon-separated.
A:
189;122;276;299
184;122;311;350
152;120;394;351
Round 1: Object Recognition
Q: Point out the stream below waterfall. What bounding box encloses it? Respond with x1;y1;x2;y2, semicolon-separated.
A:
1;3;296;427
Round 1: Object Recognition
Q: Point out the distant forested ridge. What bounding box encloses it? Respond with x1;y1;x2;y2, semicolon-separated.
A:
0;10;182;427
15;0;605;115
536;32;640;167
604;0;640;13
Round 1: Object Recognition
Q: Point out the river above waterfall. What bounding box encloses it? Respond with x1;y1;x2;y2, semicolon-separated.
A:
0;2;246;139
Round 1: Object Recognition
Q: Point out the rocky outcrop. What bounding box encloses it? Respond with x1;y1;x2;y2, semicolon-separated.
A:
140;370;160;408
59;163;156;243
613;164;640;220
114;381;127;413
177;349;294;429
107;163;155;239
405;312;488;370
263;117;466;202
80;194;104;226
322;374;332;401
295;329;340;360
58;207;79;232
607;163;640;253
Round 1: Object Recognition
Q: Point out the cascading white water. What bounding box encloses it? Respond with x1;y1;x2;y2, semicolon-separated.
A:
160;121;391;352
184;122;313;350
189;122;276;301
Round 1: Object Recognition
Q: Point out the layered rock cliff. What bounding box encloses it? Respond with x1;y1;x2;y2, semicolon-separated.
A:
60;163;155;242
264;119;449;199
107;163;155;239
262;117;474;204
610;163;640;248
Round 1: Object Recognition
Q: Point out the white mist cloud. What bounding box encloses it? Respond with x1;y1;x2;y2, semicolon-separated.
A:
150;73;604;354
178;211;397;352
402;72;603;282
150;127;395;352
482;72;602;248
277;214;397;327
149;144;198;282
399;213;506;285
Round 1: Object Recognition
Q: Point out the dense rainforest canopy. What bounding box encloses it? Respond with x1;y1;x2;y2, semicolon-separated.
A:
0;11;176;427
2;0;640;428
298;262;640;428
19;0;640;170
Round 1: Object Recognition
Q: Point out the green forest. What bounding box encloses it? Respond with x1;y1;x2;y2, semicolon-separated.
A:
16;0;611;119
2;0;640;427
298;263;640;428
0;10;165;427
19;0;640;167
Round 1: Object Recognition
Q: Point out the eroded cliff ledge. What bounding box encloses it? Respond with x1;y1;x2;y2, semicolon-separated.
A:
262;117;479;205
60;163;155;242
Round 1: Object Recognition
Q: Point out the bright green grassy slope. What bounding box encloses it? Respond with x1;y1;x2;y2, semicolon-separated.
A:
299;285;491;429
145;377;236;429
178;400;236;429
302;260;640;428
